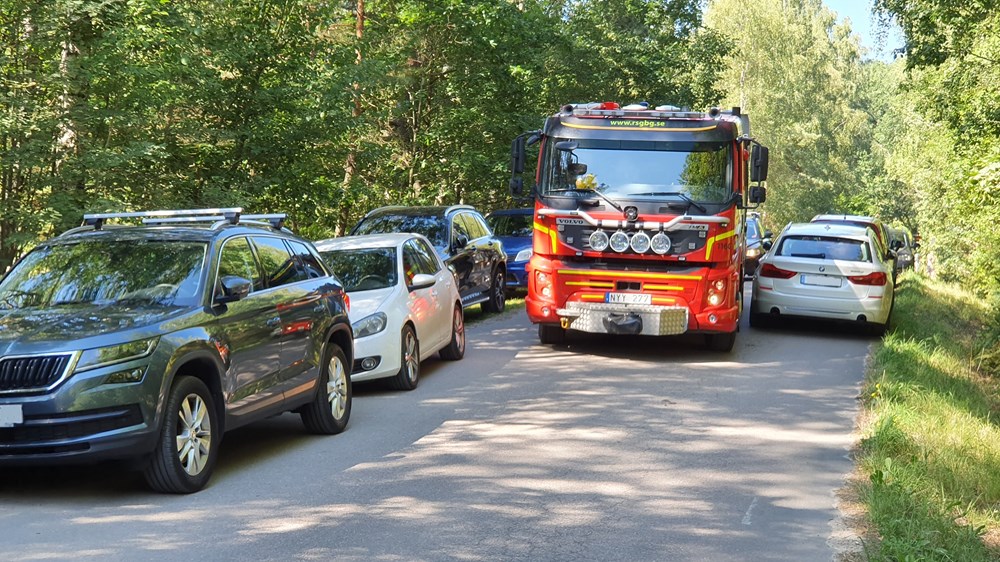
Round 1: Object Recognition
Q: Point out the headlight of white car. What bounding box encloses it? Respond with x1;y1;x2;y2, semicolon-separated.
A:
515;248;532;262
352;312;387;338
76;337;159;372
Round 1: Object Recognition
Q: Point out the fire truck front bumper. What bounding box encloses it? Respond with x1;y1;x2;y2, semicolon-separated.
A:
556;302;689;336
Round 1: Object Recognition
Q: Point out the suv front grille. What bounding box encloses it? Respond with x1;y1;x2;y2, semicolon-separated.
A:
0;354;73;393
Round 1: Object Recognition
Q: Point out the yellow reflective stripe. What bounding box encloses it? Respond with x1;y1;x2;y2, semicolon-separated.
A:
561;121;718;133
566;281;615;288
652;297;678;304
704;229;736;260
560;269;701;281
581;294;605;301
643;284;684;291
533;221;557;252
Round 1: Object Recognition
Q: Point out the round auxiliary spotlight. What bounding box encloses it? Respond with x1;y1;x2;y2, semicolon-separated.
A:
589;230;610;251
630;231;651;253
609;231;630;253
624;206;639;222
650;232;672;255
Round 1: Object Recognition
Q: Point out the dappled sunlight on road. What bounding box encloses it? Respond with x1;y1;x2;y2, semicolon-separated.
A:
0;309;868;561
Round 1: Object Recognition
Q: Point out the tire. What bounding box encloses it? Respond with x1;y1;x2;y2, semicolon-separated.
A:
538;324;566;345
389;325;420;391
439;305;466;360
143;376;219;494
301;344;351;434
705;332;736;352
481;269;506;313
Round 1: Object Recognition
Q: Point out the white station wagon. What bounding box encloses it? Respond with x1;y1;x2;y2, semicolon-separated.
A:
749;222;894;335
314;233;465;390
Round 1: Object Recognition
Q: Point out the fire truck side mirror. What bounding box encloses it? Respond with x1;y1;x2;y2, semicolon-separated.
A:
750;145;769;182
509;176;524;196
511;136;526;175
749;185;767;204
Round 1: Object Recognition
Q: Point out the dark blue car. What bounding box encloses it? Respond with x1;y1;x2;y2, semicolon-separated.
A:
485;208;533;292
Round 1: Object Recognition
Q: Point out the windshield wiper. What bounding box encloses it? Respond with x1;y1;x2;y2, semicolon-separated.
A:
630;192;708;214
546;187;624;213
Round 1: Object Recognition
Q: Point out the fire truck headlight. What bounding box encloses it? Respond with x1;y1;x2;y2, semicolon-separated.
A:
707;293;723;306
712;279;725;291
609;231;629;253
650;233;672;255
630;231;651;253
589;230;609;252
541;286;552;297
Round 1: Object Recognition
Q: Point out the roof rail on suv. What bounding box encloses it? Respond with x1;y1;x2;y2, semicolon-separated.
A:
64;207;288;235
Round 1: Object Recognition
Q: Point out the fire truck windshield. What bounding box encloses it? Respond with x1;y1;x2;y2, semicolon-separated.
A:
540;139;732;204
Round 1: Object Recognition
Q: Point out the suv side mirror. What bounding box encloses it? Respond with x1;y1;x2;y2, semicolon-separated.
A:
762;239;773;251
454;233;469;250
217;275;252;303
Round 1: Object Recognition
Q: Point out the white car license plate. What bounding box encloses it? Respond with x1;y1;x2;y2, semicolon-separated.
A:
605;292;652;305
0;404;23;428
800;274;842;288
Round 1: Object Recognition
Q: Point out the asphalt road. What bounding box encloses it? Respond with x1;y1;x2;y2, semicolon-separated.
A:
0;294;871;561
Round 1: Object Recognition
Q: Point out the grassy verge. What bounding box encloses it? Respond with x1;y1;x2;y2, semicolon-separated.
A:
858;273;1000;560
462;294;525;326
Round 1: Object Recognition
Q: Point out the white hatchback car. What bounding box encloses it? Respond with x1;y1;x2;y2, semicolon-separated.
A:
314;233;465;390
750;222;894;334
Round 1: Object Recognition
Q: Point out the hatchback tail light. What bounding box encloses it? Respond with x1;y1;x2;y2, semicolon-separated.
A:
759;263;796;279
848;272;887;286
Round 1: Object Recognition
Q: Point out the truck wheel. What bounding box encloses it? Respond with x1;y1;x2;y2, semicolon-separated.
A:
705;332;736;352
144;376;219;494
482;269;506;313
538;324;566;345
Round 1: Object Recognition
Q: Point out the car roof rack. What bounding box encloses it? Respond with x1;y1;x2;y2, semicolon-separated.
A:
77;208;288;232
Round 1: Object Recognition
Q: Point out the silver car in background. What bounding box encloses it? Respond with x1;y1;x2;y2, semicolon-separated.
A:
750;222;895;335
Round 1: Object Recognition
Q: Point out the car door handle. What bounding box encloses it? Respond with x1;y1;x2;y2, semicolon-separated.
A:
266;317;281;328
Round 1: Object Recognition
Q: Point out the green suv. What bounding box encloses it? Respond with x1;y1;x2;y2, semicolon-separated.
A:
0;209;354;493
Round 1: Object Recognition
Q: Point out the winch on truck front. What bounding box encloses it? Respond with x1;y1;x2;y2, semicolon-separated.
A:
509;102;770;351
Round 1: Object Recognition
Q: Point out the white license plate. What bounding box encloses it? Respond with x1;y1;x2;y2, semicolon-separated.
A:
605;292;652;305
0;404;23;428
800;274;842;288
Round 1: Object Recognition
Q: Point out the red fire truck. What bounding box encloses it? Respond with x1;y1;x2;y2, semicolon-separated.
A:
509;102;769;351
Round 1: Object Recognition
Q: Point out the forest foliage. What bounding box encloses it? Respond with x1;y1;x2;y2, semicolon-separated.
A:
1;0;997;297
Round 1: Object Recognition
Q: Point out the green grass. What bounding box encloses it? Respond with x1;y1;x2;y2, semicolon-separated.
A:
462;294;526;325
858;273;1000;560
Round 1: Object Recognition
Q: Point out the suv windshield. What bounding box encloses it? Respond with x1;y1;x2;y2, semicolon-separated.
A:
0;240;207;309
352;215;448;249
540;139;732;204
319;248;397;292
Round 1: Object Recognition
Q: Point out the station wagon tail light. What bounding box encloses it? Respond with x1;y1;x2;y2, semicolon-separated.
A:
343;292;351;313
759;263;796;279
847;272;887;286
